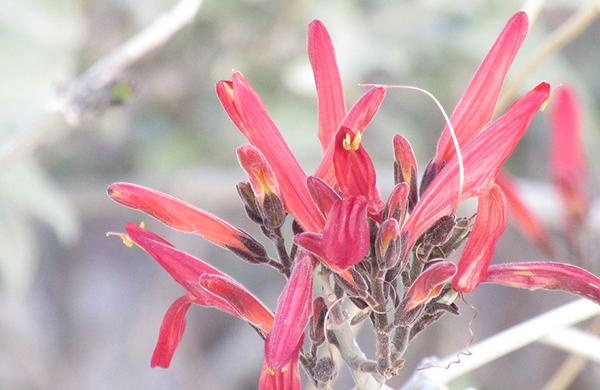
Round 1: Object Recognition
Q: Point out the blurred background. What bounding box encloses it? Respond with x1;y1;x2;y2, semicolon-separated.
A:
1;0;599;389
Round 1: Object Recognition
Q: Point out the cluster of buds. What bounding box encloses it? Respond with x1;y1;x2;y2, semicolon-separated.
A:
108;12;600;389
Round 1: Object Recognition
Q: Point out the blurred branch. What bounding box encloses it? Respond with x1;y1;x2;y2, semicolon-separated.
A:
541;318;600;390
497;0;600;113
0;0;203;169
402;299;600;389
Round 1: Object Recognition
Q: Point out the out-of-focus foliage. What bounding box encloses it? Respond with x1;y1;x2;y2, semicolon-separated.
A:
0;0;81;295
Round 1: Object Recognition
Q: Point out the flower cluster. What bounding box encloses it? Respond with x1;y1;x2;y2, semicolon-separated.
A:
109;12;600;388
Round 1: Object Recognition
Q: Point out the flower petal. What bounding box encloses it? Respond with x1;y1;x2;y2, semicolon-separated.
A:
265;251;314;370
217;72;325;232
483;262;600;305
452;183;508;293
402;82;550;255
108;183;267;262
151;295;193;368
126;223;264;321
307;175;341;218
308;19;346;150
332;127;383;211
435;11;529;165
315;87;386;186
404;261;457;312
322;197;370;271
551;85;588;227
495;172;555;256
259;343;302;390
198;274;274;335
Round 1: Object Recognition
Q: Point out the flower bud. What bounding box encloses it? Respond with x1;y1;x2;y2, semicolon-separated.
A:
236;181;263;224
376;218;401;270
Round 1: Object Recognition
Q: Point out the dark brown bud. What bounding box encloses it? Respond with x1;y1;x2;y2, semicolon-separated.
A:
310;297;327;345
424;215;456;246
260;192;286;229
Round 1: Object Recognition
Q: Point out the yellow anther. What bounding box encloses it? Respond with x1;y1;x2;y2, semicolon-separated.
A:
121;233;134;248
342;131;362;151
139;221;145;229
266;366;276;376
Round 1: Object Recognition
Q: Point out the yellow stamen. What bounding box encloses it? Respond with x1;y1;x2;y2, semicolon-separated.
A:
266;366;276;376
342;131;362;151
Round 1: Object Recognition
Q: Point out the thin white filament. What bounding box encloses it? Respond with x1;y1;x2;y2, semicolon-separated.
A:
360;83;464;211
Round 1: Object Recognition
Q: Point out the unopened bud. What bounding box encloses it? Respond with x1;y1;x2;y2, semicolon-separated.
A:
261;192;286;229
236;182;263;224
310;297;327;345
376;218;401;270
424;215;455;246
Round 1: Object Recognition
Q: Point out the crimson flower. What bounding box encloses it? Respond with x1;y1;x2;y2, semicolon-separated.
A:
109;12;600;388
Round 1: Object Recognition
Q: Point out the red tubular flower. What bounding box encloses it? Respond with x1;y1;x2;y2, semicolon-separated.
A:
216;73;325;232
315;87;386;186
495;172;555;257
308;19;346;150
265;251;315;370
402;82;550;255
259;343;302;390
393;135;418;210
333;127;383;211
322;197;370;271
551;85;588;228
483;262;600;305
453;184;508;293
434;11;529;166
108;183;267;262
404;261;457;312
125;224;274;367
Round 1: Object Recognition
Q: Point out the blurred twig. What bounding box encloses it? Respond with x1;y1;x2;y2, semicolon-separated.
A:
401;299;600;389
497;0;600;113
0;0;203;169
541;314;600;390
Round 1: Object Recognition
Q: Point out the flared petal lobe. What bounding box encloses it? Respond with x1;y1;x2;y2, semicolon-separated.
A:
308;19;346;150
453;184;508;293
315;87;386;185
265;251;314;370
484;262;600;305
151;295;193;368
108;183;267;262
216;73;325;232
405;261;457;312
551;86;588;227
402;82;550;254
333;127;383;210
435;11;529;165
307;175;341;218
322;197;370;271
495;173;555;256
